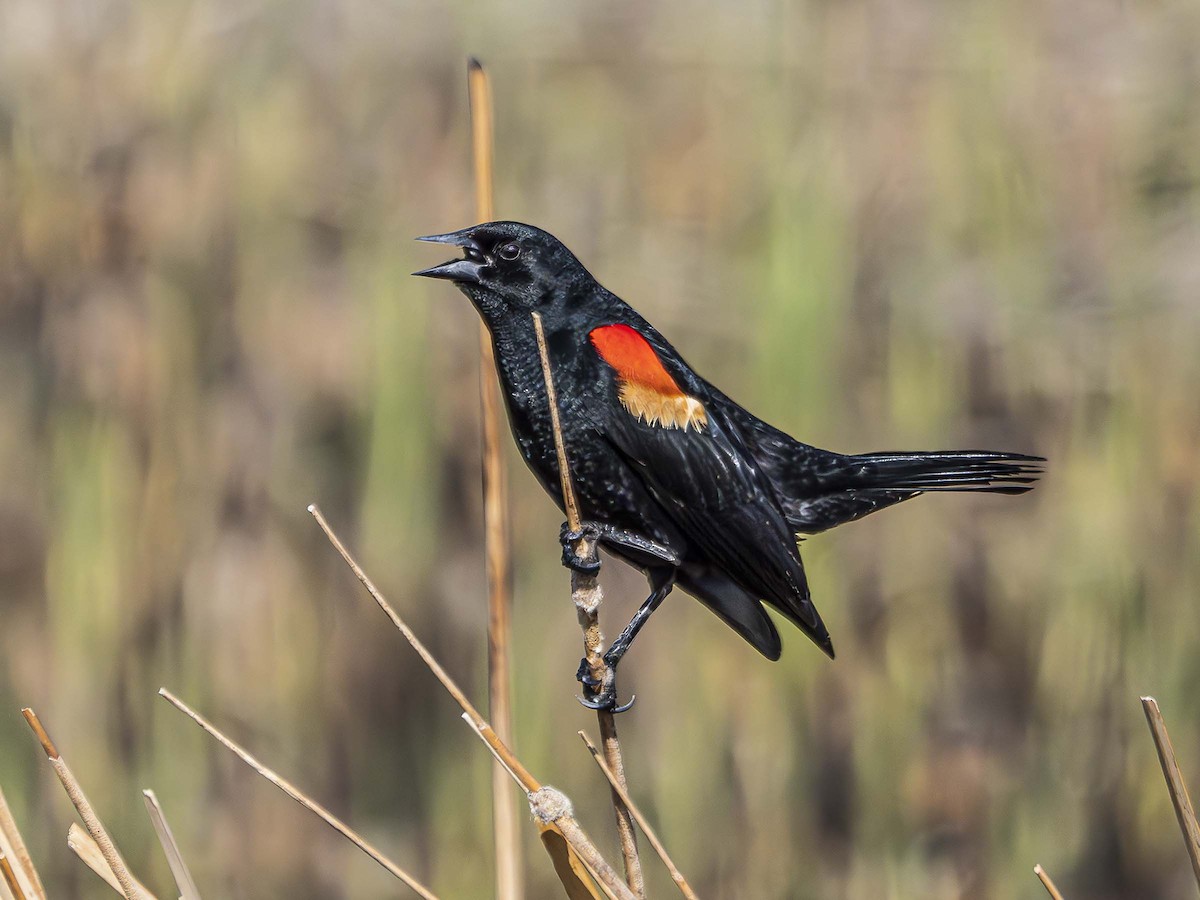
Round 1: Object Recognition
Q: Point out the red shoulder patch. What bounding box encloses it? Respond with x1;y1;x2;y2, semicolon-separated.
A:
589;324;708;431
589;324;683;395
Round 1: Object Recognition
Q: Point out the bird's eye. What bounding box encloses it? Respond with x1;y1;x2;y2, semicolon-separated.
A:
497;242;521;261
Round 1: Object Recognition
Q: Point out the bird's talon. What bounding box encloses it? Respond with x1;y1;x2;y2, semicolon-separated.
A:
560;522;603;573
561;545;602;575
574;665;634;712
576;688;634;713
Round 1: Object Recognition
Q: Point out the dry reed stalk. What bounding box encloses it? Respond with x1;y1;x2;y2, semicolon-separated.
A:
142;790;201;900
1141;696;1200;888
531;311;646;897
462;715;624;900
579;731;699;899
0;852;24;900
467;55;522;900
1033;864;1065;899
21;709;152;900
0;784;46;899
157;689;437;899
307;505;637;900
67;825;156;899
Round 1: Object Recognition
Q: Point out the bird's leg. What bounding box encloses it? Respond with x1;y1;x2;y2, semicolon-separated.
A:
561;520;678;712
603;574;674;670
578;572;675;714
560;519;614;705
559;521;681;572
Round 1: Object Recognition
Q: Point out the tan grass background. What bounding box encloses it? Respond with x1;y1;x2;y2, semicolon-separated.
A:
1;1;1199;897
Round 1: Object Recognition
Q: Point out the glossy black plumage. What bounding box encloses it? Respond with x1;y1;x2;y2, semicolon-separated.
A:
415;222;1042;667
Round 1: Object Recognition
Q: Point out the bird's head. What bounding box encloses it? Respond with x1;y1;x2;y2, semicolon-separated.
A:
413;221;592;325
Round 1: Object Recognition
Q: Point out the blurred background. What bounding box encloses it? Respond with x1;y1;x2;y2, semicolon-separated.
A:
1;1;1199;897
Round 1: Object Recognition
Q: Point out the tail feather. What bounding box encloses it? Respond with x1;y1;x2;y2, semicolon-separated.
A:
847;451;1044;493
781;450;1043;533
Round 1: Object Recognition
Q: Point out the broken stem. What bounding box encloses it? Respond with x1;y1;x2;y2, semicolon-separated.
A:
22;709;151;900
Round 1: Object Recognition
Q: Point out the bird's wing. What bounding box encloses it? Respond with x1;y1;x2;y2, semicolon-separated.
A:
676;565;783;660
698;392;918;531
587;322;833;658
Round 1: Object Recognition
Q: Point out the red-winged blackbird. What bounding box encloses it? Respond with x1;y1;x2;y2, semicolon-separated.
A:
416;222;1042;710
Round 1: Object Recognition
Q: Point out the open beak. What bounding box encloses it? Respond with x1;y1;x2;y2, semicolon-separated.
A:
412;229;488;283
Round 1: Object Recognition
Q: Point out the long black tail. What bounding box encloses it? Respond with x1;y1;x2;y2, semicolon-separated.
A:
781;450;1043;534
846;450;1044;494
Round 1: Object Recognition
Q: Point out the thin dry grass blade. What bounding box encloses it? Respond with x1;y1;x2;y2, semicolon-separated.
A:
1141;696;1200;888
0;852;25;900
67;824;155;898
0;784;46;899
157;689;438;900
307;505;541;789
594;715;642;897
142;790;201;900
1033;864;1065;899
468;54;522;900
531;312;645;896
579;732;699;899
22;709;153;900
306;505;635;900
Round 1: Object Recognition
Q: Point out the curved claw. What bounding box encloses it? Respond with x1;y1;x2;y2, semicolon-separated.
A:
576;690;636;714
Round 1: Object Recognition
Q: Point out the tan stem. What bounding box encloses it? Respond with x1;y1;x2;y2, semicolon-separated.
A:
309;505;636;900
0;852;26;900
158;690;438;900
581;731;700;899
22;709;152;900
467;54;522;900
1141;696;1200;889
142;790;202;900
1033;864;1065;900
531;312;646;897
0;784;46;900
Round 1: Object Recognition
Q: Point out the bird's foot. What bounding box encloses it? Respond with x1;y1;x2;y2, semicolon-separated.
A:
575;657;635;713
560;521;602;574
575;656;601;688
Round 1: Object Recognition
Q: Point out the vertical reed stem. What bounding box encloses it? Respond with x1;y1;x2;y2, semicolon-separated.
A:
531;312;646;898
467;56;522;900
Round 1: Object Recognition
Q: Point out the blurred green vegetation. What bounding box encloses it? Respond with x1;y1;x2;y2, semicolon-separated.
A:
2;1;1199;898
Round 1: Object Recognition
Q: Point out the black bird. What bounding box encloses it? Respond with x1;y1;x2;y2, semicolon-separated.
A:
415;222;1041;710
